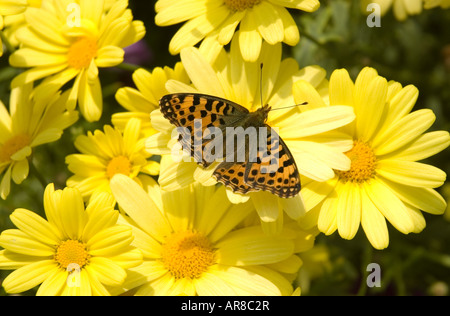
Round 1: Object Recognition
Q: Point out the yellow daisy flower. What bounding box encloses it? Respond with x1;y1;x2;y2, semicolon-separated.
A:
0;84;78;200
299;67;450;250
112;62;190;137
8;0;145;122
146;37;355;231
2;0;119;48
361;0;423;21
155;0;320;62
65;118;160;201
0;184;143;296
424;0;450;9
109;174;314;296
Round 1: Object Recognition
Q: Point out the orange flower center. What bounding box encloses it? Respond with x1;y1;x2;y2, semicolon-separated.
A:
67;37;98;69
106;156;132;179
54;240;90;270
335;140;377;183
161;231;216;280
223;0;262;11
0;134;31;163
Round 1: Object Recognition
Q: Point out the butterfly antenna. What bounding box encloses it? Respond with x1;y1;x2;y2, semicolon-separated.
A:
269;101;308;111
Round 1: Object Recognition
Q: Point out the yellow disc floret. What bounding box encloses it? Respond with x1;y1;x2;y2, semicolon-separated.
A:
336;140;377;183
161;231;216;280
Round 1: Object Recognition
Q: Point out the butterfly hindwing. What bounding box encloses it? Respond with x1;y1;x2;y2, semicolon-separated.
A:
213;161;255;194
244;126;301;198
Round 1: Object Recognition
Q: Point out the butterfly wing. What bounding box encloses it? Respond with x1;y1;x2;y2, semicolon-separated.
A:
244;126;301;198
212;125;301;198
160;93;249;167
213;161;255;194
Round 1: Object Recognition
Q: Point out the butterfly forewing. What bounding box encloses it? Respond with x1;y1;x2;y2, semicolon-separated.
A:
160;93;301;198
160;93;249;167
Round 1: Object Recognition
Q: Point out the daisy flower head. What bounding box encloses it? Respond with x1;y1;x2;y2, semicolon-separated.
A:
155;0;320;62
65;118;160;201
361;0;423;21
0;83;78;200
112;63;190;138
109;174;314;296
8;0;145;122
0;184;143;295
146;35;355;231
300;67;450;250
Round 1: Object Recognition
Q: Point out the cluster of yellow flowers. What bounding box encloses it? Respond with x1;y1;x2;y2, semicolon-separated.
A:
0;0;448;296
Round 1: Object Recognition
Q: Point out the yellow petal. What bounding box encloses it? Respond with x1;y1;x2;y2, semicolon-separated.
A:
364;178;415;234
2;260;58;294
377;160;446;188
215;226;294;266
0;229;55;256
393;131;450;161
336;181;361;240
360;189;389;250
373;109;436;155
377;177;446;215
110;174;171;242
254;1;284;45
238;12;262;62
9;208;61;246
329;68;355;107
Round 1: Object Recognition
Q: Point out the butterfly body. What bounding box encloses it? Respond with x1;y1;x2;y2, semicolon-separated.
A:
160;93;301;198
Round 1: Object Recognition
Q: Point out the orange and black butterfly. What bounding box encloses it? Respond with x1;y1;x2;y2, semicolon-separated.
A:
159;93;301;198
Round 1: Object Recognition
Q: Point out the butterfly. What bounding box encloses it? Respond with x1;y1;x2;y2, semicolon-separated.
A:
159;93;301;198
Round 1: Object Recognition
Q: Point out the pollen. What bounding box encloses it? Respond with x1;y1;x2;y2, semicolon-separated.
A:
106;156;132;179
67;37;98;70
223;0;262;11
54;240;90;270
0;134;31;163
336;140;377;183
161;231;216;280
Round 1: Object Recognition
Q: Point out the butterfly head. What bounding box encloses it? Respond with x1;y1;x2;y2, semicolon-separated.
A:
254;104;271;123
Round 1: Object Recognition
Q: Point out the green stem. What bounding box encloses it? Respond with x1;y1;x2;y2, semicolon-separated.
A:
0;30;16;54
30;160;47;189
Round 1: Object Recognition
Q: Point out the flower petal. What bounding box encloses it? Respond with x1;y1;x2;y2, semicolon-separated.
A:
110;174;171;242
215;226;294;266
376;160;446;188
336;181;361;240
2;260;58;294
364;178;415;234
360;188;389;250
9;209;61;246
377;177;447;215
373;109;436;155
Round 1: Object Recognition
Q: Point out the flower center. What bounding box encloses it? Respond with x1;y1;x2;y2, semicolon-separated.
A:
106;156;132;179
0;134;31;163
161;231;216;280
67;37;98;69
335;140;377;183
223;0;262;11
54;240;90;270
